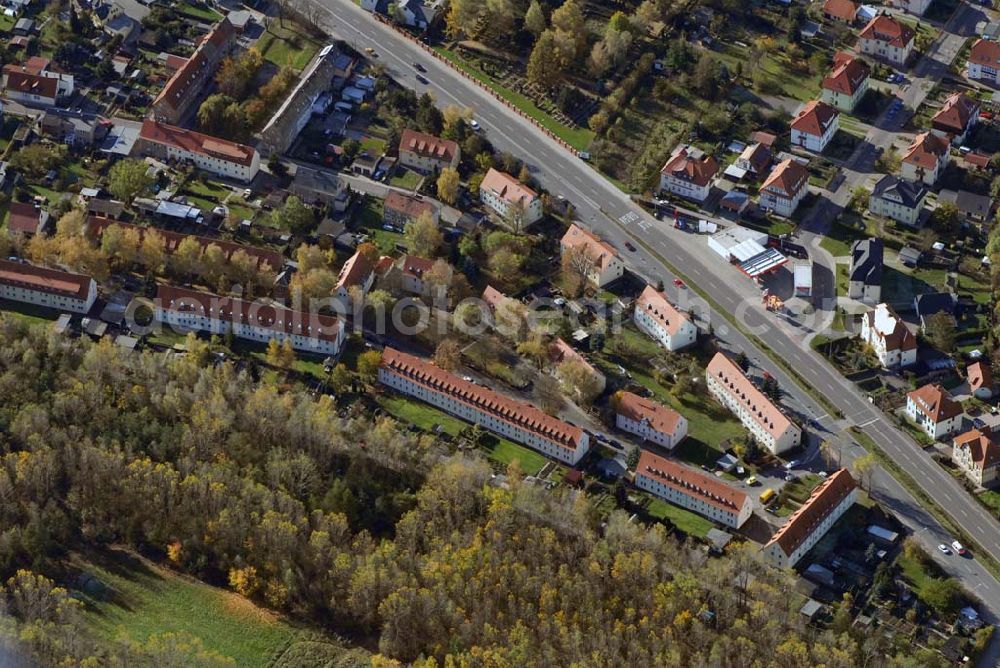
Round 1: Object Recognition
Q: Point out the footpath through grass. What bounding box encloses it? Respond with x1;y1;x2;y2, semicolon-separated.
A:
76;550;297;668
434;47;594;151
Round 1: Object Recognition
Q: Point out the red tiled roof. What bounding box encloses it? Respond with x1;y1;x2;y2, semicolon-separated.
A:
617;391;684;437
380;347;586;451
140;119;256;167
560;223;619;272
707;352;797;440
661;146;718;188
790;100;839;137
335;248;375;290
157;284;341;343
636;450;748;514
969;38;1000;68
481;285;505;311
902;131;949;170
0;258;92;300
751;131;778;147
399;254;436;279
738;142;772;175
969;361;994;393
864;304;917;352
931;93;979;135
822;53;870;95
3;69;57;99
480;168;538;205
965;152;991;169
549;337;602;379
153;17;234;113
636;285;691;337
859;14;915;49
7;202;43;235
87;216;282;270
765;469;857;558
399;129;458;163
907;383;962;422
761;159;809;198
823;0;858;21
384;191;436;221
954;428;1000;470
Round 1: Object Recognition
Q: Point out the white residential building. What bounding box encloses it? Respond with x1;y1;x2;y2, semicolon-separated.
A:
759;159;810;218
633;285;698;351
820;53;870;112
659;145;718;202
334;248;377;307
379;347;590;465
156;286;345;355
635;451;753;529
479;168;543;228
868;175;927;227
952;428;1000;488
860;303;918;368
858;14;915;66
900;132;949;186
138;119;260;183
560;223;624;288
762;470;859;568
790;101;839;153
0;260;96;314
615;391;688;449
705;352;801;455
906;383;963;440
967;39;1000;85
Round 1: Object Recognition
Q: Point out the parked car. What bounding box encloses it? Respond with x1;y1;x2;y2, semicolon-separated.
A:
673;278;685;288
952;541;967;556
624;241;636;252
938;544;951;555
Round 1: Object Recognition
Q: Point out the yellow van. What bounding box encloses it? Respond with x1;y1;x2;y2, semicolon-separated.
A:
760;488;777;504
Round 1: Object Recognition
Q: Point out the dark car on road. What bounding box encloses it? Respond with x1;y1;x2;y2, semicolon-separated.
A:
416;74;429;84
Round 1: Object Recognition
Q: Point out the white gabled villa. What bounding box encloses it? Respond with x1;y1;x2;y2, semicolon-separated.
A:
379;347;590;465
156;285;345;355
860;303;917;368
633;285;697;352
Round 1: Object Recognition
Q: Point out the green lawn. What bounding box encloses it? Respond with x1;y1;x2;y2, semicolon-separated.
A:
178;1;224;21
978;489;1000;520
354;197;402;253
646;498;715;538
381;394;547;474
434;47;594;151
258;23;321;71
389;168;423;190
0;300;62;327
837;263;849;297
0;13;14;32
76;550;297;668
820;222;867;257
359;136;387;156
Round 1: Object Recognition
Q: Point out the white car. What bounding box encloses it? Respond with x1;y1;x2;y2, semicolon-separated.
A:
951;541;967;555
937;544;951;555
469;119;480;131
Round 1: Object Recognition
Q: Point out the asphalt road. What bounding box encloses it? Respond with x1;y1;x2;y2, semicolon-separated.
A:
311;1;1000;660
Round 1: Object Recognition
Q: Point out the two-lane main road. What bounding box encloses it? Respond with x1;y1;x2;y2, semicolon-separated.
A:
310;3;1000;661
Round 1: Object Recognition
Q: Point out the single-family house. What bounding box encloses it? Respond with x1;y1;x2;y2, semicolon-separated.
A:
615;391;688;449
860;303;918;368
952;428;1000;487
633;285;698;351
759;159;810;217
848;238;883;303
790;100;839;153
967;39;1000;85
931;93;979;144
940;189;992;223
858;14;915;66
891;0;932;16
732;142;772;181
395;254;452;299
913;292;957;331
559;223;625;288
821;53;870;112
968;361;994;400
869;175;927;227
479;168;543;228
7;202;50;237
659;145;718;202
906;383;963;440
901;132;949;186
823;0;859;23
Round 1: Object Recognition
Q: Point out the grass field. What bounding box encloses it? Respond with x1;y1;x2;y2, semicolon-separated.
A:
0;300;62;327
646;498;714;537
380;393;547;474
75;550;297;667
389;168;423;190
434;47;594;151
820;222;867;257
258;23;321;71
179;1;224;21
978;489;1000;520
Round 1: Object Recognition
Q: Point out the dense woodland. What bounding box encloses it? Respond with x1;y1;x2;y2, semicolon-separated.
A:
0;321;957;666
